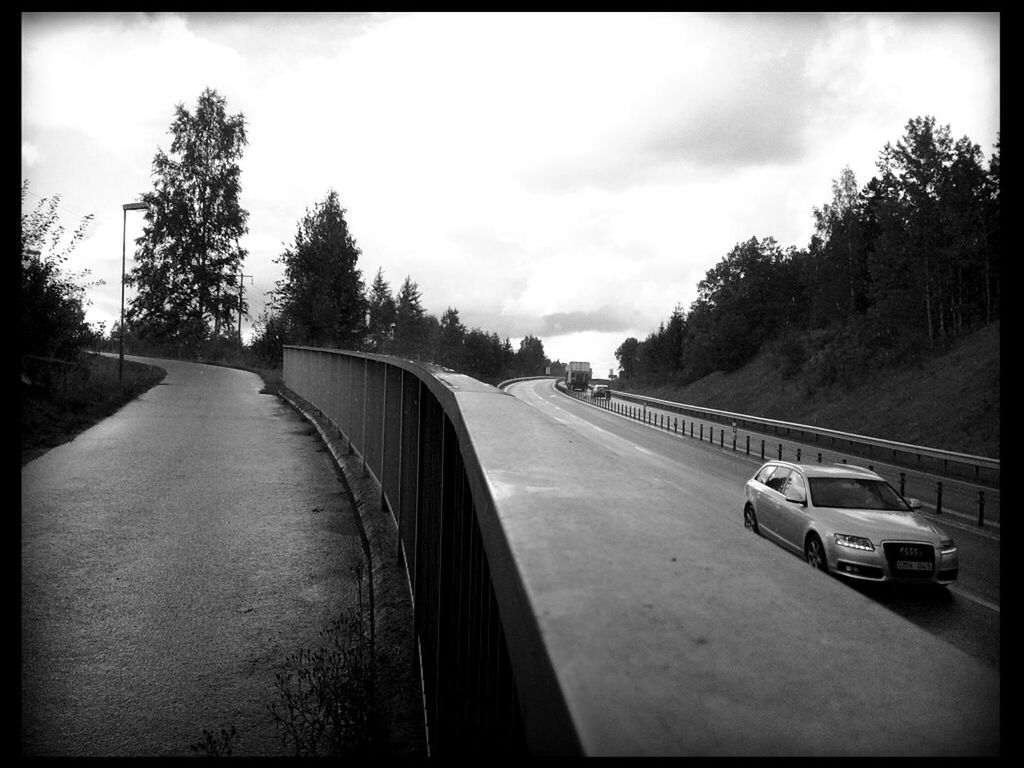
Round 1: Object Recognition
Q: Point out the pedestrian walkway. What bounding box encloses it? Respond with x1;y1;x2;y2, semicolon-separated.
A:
21;357;365;756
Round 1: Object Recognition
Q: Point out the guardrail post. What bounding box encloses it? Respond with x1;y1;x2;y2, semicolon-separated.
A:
899;472;905;495
978;491;985;527
817;453;822;463
777;443;782;460
745;435;749;455
733;433;737;452
674;417;678;433
700;424;704;441
720;430;724;448
760;439;765;460
936;481;943;514
796;448;801;461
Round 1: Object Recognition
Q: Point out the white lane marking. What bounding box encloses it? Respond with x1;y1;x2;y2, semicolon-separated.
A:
538;397;615;436
948;586;1000;613
515;381;1003;616
516;382;656;453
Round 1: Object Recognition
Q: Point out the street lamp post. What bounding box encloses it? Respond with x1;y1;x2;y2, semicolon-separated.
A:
120;201;148;384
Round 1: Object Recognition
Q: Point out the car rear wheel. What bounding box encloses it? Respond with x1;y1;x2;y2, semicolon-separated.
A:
743;504;759;534
805;533;828;572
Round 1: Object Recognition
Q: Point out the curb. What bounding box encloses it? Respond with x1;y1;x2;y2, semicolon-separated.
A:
275;387;428;756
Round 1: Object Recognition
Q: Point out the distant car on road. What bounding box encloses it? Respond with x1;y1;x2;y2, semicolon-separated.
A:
743;462;958;585
590;382;611;400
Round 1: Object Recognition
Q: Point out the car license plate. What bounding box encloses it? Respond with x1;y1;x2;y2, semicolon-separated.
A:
895;560;932;571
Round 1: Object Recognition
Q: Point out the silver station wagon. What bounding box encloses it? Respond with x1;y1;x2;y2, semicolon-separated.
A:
743;461;958;585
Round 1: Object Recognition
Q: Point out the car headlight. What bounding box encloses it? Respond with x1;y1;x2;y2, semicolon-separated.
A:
834;533;874;551
940;539;957;555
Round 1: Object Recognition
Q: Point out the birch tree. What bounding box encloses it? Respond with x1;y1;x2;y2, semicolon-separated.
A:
127;88;249;355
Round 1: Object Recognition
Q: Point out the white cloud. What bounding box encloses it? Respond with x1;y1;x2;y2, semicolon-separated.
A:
20;11;1000;374
22;14;247;156
22;141;41;166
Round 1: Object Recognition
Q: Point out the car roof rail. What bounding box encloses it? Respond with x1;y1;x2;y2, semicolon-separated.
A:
836;462;875;474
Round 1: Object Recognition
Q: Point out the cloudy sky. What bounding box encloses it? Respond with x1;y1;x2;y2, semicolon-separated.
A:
21;12;1000;377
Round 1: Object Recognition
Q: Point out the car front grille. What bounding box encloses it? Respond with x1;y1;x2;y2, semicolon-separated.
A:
882;542;936;580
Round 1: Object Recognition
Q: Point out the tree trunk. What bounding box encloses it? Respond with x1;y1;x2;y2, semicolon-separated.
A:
923;254;934;341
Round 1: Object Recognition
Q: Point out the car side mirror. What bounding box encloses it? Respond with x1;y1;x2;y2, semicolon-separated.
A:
906;498;922;510
785;493;806;506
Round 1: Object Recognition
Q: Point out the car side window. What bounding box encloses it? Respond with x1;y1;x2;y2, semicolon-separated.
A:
764;468;791;493
754;465;777;485
784;471;807;502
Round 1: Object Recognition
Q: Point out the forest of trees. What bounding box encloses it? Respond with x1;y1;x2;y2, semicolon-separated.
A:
616;116;1000;390
251;237;554;385
59;87;550;384
247;186;553;383
22;90;999;397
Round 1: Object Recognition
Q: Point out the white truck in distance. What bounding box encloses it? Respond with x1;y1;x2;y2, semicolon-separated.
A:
566;361;592;392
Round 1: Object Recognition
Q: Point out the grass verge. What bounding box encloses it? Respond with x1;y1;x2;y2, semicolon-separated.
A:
21;351;167;466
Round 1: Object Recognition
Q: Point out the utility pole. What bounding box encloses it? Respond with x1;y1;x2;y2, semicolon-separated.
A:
237;272;253;346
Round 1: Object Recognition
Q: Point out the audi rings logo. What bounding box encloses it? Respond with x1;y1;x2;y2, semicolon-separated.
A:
899;546;922;557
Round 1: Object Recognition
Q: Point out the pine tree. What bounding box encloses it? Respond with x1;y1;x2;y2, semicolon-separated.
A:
271;190;366;350
366;268;396;353
392;277;428;358
437;306;466;369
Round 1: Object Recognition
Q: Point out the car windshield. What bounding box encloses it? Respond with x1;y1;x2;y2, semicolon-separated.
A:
807;477;908;510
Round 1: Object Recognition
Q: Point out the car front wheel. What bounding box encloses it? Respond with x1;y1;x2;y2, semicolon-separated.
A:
805;533;828;572
743;504;759;534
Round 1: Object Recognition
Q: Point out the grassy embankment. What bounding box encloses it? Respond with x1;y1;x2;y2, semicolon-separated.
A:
20;351;283;466
619;320;1000;459
21;352;167;465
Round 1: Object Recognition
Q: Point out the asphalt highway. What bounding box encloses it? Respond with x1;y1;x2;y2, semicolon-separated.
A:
507;378;1000;671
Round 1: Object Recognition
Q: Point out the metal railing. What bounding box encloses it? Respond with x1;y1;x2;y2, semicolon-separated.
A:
604;387;999;488
562;383;999;527
283;347;581;756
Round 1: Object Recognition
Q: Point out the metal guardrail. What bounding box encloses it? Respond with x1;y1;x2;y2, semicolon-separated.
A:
605;387;999;488
286;354;999;755
283;347;580;756
559;383;998;527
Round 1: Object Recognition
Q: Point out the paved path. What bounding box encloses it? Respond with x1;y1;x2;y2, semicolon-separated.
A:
21;357;362;756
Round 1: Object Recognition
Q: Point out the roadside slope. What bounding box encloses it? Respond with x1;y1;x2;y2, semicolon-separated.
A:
620;321;1000;459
